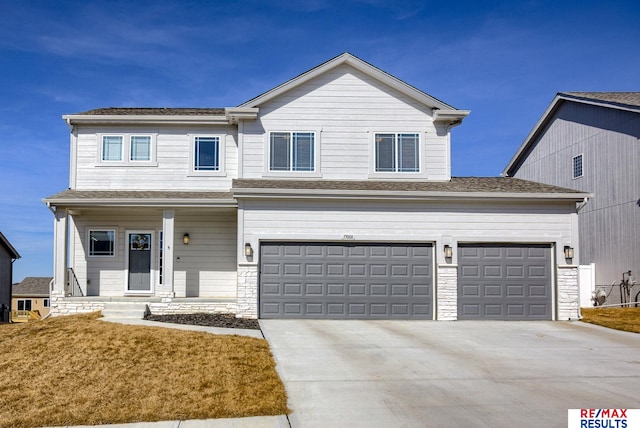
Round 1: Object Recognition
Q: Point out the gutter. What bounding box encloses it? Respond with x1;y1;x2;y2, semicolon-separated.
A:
232;188;591;202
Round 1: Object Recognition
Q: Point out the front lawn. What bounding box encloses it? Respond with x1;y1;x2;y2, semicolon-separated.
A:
0;312;288;428
580;307;640;334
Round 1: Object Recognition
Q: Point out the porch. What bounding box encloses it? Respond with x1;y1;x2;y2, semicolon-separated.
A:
50;296;239;317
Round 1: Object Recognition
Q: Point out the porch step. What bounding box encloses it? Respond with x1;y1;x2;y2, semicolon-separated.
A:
101;302;148;320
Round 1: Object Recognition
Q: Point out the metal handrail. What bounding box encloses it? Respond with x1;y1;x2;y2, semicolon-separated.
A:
66;267;84;297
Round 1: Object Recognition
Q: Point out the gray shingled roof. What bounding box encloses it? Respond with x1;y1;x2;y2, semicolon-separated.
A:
13;277;52;296
73;107;226;116
561;92;640;110
232;177;584;194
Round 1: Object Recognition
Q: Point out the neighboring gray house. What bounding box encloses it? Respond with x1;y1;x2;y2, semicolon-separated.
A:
44;53;588;321
504;92;640;291
0;232;20;323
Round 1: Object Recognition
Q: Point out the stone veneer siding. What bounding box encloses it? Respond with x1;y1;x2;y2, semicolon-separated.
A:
436;264;458;320
557;265;580;320
237;264;259;318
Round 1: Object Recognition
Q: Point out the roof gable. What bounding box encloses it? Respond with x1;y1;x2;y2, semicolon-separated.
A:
503;92;640;176
238;53;469;123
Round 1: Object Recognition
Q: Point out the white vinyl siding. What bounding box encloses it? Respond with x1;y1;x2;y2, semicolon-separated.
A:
74;126;237;190
269;132;315;172
241;64;443;180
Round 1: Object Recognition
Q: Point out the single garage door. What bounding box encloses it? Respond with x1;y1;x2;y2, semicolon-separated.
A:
458;244;552;320
260;242;433;319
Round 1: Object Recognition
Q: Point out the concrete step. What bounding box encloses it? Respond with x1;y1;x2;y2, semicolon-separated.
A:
102;302;148;320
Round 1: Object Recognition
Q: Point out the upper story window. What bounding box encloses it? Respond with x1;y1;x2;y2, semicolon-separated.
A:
194;137;220;171
102;136;123;161
100;134;156;165
130;136;151;161
375;133;420;173
572;154;583;179
88;229;116;257
189;134;226;176
269;132;315;172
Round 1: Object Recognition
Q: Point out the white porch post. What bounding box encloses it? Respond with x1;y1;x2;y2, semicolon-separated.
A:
161;209;175;297
52;208;68;296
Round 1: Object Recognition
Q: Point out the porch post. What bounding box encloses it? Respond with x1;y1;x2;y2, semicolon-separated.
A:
161;209;175;296
52;208;68;296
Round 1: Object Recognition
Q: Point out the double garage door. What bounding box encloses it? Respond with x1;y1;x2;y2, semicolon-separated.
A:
260;242;433;319
259;242;552;320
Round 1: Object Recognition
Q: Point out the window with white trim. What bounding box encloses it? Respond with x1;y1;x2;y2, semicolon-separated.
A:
374;133;420;172
572;154;583;179
88;230;116;257
43;298;50;308
194;136;220;171
102;136;123;161
130;136;151;161
269;132;315;172
100;134;155;164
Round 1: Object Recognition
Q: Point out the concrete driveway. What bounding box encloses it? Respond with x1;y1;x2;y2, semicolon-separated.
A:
260;320;640;428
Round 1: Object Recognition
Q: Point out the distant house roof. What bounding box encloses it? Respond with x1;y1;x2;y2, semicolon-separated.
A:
503;92;640;176
43;190;236;208
560;92;640;110
0;232;20;260
232;177;589;201
13;277;51;297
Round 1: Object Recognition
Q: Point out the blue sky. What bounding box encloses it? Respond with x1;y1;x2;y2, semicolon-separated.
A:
1;0;639;282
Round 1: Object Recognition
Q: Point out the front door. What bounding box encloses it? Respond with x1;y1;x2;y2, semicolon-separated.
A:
127;232;153;294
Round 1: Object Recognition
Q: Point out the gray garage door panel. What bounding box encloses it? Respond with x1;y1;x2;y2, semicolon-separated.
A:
458;244;552;320
260;243;433;319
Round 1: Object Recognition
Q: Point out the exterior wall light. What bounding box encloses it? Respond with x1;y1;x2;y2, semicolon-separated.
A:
564;245;574;260
444;244;453;259
183;233;190;245
245;243;253;257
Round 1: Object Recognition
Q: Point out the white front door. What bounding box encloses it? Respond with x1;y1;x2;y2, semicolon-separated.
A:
126;232;153;294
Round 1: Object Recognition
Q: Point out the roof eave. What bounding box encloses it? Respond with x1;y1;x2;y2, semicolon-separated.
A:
62;114;231;126
43;197;238;208
232;187;590;202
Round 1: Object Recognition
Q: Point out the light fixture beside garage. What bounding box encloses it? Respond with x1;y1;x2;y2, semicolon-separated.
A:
443;244;453;259
564;245;574;260
245;243;253;257
183;233;190;245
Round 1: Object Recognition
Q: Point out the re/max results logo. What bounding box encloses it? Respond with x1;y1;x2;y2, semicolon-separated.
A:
568;409;640;428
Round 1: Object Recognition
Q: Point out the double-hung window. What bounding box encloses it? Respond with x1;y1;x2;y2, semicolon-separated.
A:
88;230;116;257
375;133;420;173
270;132;315;172
194;137;220;171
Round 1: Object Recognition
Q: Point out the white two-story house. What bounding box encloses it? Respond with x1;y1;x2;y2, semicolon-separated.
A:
44;53;588;320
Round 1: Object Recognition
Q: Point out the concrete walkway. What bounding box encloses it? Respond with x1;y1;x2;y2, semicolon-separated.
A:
260;319;640;428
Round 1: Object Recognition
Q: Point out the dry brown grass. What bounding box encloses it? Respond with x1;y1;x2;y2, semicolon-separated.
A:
0;312;288;428
581;307;640;334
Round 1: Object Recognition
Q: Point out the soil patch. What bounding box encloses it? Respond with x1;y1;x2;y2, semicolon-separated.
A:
144;312;261;330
